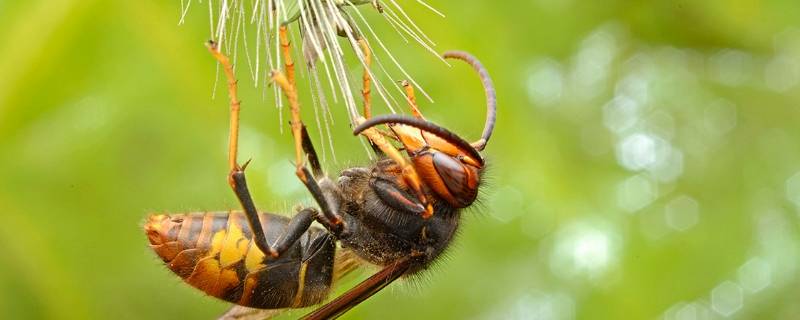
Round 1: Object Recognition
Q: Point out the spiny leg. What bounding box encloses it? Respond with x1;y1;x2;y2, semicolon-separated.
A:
273;29;344;230
393;80;433;156
206;41;243;181
277;25;308;178
206;41;271;256
348;44;430;217
279;26;296;89
272;71;344;231
206;42;328;258
299;125;343;229
277;25;311;179
355;37;388;155
232;170;329;257
359;38;373;119
270;207;318;253
400;80;424;119
301;125;323;178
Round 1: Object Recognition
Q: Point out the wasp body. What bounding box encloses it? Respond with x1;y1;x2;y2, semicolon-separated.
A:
145;25;496;319
146;212;335;309
145;157;469;310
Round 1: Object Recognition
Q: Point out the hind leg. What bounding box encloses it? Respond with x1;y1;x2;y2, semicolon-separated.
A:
206;41;336;258
272;26;345;232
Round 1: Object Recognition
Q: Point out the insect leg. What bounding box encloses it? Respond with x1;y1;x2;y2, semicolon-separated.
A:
275;25;306;176
400;80;424;119
272;71;343;234
300;124;323;178
206;40;327;258
354;116;433;218
206;42;279;257
272;27;344;233
270;207;318;254
279;26;296;87
206;41;243;180
232;171;334;258
300;125;345;233
359;38;373;119
229;170;277;257
353;36;387;156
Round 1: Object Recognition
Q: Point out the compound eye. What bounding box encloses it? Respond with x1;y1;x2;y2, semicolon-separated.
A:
431;152;479;208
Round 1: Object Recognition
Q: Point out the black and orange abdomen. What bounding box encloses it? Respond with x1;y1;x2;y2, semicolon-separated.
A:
144;211;335;309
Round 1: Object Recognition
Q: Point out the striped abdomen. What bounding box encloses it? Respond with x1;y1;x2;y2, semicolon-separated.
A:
144;211;335;309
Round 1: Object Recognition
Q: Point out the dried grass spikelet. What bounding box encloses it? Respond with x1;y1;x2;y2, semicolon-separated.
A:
180;0;446;162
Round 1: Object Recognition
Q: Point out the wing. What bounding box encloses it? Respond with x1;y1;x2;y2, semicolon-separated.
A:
216;249;365;320
301;255;417;320
218;306;283;320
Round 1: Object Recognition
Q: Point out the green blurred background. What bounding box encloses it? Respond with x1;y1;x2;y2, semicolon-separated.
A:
2;1;800;319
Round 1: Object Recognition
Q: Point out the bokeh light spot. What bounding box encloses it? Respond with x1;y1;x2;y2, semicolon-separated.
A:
645;110;676;141
617;174;658;213
499;291;575;320
550;220;621;280
615;72;650;107
489;186;525;223
764;54;800;92
571;24;622;100
709;49;753;86
526;59;564;107
664;301;714;320
617;133;657;170
640;209;671;241
785;172;800;207
703;99;737;136
710;281;743;317
603;95;640;135
664;195;700;232
648;147;684;183
737;257;772;293
268;162;304;198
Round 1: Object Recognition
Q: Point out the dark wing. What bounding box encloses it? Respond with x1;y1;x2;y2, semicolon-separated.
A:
301;255;417;320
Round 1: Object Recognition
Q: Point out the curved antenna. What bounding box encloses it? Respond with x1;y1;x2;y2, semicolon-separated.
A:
442;51;496;151
353;115;484;164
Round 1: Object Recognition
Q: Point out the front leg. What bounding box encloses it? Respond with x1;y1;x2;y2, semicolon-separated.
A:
354;116;433;218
